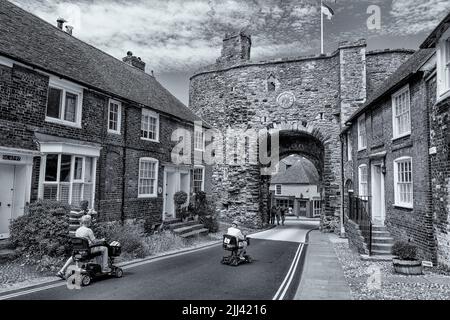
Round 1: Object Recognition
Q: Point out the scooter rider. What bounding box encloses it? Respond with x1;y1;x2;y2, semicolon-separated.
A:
226;220;247;258
57;215;111;279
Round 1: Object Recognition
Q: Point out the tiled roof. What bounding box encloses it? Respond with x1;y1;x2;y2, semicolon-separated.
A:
344;48;434;126
420;12;450;49
0;0;201;123
271;157;319;185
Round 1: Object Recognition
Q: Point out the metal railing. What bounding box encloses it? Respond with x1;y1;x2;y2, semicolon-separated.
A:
348;195;372;255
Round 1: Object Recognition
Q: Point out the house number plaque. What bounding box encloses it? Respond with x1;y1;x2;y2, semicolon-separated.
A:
2;155;21;161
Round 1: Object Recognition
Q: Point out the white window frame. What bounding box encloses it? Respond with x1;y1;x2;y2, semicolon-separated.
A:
107;99;122;135
141;109;160;142
357;114;367;151
358;164;368;200
194;129;205;151
138;157;159;198
193;165;205;193
347;132;352;161
313;200;322;217
437;29;450;100
392;85;411;140
45;77;83;128
394;156;413;209
39;154;96;208
275;184;282;195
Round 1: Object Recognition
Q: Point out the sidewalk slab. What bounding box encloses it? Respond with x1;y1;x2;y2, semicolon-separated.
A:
294;231;352;300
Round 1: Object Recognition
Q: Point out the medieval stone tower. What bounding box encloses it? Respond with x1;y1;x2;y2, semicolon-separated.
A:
189;30;414;231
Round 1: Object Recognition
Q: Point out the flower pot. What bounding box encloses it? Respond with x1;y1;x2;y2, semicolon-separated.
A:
392;258;423;275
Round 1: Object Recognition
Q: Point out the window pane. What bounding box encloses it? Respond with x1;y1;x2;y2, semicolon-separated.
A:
60;155;71;182
74;157;83;180
64;92;78;122
109;103;118;131
43;184;58;200
45;154;59;182
84;158;93;183
47;88;62;119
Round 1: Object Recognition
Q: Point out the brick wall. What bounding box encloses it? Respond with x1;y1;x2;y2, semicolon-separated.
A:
344;76;436;261
0;61;208;224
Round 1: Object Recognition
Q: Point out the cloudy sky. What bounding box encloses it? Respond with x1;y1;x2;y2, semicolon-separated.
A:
12;0;450;105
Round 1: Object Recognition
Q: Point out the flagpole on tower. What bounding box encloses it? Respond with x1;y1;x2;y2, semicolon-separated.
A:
320;0;324;55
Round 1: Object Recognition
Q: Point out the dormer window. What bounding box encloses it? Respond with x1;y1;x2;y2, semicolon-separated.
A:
46;77;83;128
437;29;450;98
267;75;276;92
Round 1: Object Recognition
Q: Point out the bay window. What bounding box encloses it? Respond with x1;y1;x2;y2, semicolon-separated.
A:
46;77;83;127
41;154;96;208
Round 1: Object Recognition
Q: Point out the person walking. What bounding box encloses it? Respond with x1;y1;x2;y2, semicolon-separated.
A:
276;206;281;225
270;205;277;225
281;207;286;226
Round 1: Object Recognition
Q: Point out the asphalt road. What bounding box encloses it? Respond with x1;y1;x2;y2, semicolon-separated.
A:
2;218;318;300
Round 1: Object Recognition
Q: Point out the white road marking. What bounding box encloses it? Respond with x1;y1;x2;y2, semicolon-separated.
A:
272;243;304;300
279;243;304;300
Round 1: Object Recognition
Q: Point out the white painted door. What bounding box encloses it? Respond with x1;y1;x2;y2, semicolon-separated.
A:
0;164;15;239
371;164;385;225
164;170;177;220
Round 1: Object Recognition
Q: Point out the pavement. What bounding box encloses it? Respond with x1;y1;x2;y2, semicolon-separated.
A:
0;217;319;300
294;231;353;300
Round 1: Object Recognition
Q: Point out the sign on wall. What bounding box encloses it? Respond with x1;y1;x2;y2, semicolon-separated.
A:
277;91;296;109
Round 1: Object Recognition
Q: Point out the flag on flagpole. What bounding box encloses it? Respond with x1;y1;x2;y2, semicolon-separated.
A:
321;3;334;20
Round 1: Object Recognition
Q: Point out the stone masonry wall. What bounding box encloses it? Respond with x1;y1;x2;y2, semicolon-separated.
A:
427;74;450;267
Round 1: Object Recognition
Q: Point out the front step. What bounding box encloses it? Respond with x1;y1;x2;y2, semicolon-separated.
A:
168;220;198;230
372;236;394;244
179;228;209;239
173;224;205;235
370;225;394;256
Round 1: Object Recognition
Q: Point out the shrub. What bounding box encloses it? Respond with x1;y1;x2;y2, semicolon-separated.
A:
392;241;417;260
144;230;187;255
9;200;71;258
95;222;149;259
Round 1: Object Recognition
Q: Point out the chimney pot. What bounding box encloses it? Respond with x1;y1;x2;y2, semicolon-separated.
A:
122;52;146;72
65;25;74;35
57;17;67;30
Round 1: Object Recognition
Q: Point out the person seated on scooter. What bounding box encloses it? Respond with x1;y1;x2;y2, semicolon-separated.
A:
57;215;111;279
227;220;247;258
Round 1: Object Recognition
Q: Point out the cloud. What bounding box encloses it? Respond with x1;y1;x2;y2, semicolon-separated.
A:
11;0;450;75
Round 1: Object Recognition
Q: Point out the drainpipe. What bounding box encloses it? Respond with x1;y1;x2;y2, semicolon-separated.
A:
120;106;128;224
340;133;346;238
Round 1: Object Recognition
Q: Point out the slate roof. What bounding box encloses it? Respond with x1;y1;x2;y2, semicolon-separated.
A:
0;0;201;123
420;12;450;49
343;48;434;128
271;157;319;185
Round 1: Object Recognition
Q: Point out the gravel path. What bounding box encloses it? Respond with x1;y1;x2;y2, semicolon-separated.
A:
333;240;450;300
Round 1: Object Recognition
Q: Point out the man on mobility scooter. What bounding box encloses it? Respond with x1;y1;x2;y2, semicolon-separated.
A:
57;215;123;286
221;220;252;266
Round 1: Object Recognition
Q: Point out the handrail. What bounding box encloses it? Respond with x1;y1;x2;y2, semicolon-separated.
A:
348;195;372;256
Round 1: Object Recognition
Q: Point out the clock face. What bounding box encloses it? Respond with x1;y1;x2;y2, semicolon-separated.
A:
277;91;296;109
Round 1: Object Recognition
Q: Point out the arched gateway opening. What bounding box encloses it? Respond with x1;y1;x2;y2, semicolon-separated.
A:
259;129;336;230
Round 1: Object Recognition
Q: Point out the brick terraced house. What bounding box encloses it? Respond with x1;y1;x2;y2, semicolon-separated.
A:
342;12;450;267
0;0;211;239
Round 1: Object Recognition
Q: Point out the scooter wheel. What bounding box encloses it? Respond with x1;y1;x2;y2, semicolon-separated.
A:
115;268;124;278
81;275;91;286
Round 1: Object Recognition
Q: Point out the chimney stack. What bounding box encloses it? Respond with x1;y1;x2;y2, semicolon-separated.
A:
57;17;67;30
122;51;146;72
65;25;74;35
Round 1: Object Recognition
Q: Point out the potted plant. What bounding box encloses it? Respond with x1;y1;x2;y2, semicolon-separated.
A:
174;191;188;221
392;241;423;275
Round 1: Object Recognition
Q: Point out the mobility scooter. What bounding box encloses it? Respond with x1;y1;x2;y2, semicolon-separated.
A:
221;234;253;266
66;237;123;287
